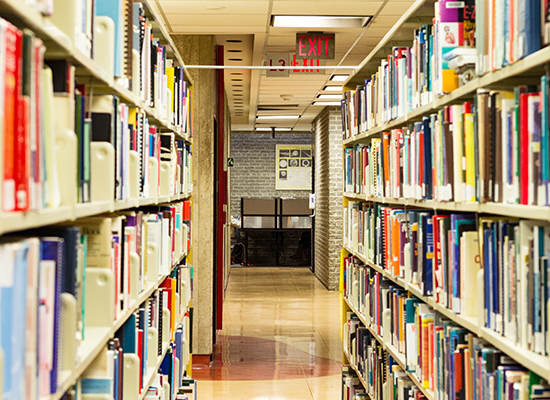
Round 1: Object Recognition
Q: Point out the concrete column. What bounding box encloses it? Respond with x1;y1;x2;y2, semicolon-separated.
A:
172;35;216;355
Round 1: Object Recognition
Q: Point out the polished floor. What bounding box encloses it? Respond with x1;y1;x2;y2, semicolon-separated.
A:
193;267;343;399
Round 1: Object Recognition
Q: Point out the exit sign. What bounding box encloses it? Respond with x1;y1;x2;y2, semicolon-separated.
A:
290;54;325;74
295;33;335;60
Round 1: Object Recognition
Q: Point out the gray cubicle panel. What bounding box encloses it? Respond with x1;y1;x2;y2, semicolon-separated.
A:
280;198;310;215
280;198;311;229
241;198;277;228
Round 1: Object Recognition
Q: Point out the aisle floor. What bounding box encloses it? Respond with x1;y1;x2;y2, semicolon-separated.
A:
192;267;342;399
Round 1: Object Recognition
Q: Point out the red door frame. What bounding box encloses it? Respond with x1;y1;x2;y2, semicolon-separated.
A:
215;45;227;331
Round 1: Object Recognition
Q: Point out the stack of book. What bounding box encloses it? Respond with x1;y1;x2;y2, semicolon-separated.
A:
342;269;550;400
344;76;550;206
342;0;550;141
0;0;194;213
0;199;192;399
343;201;550;356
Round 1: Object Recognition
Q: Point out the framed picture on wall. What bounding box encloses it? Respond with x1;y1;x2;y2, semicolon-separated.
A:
276;144;312;190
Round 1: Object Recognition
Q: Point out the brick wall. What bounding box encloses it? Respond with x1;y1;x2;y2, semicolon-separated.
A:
230;133;313;217
313;107;343;290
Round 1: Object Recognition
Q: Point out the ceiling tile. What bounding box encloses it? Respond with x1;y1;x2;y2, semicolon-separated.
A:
159;0;270;14
271;1;384;15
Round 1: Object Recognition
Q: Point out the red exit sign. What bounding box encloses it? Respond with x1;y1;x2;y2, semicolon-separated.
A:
290;54;325;74
296;33;335;60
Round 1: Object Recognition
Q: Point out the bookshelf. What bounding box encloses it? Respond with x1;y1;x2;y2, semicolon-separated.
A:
343;45;550;146
0;0;196;398
0;0;193;141
48;252;189;400
341;0;550;398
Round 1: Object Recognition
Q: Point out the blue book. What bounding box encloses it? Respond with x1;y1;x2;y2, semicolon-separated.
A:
422;117;433;199
95;0;124;77
1;240;30;400
424;213;434;296
518;0;542;59
491;225;498;326
542;75;550;206
450;214;476;312
483;228;493;328
120;313;137;354
32;226;81;296
40;237;64;394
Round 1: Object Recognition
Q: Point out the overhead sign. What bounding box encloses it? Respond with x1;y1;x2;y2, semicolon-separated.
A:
266;53;290;77
295;33;335;60
290;54;325;74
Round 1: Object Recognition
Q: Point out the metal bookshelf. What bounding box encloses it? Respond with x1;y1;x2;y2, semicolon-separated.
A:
48;252;190;400
341;0;550;392
0;0;196;397
0;0;193;142
342;242;550;380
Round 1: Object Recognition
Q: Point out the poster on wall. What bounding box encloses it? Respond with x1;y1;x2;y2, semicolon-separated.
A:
276;144;312;190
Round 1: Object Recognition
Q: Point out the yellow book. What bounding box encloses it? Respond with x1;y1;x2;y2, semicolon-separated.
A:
464;113;476;201
166;67;175;119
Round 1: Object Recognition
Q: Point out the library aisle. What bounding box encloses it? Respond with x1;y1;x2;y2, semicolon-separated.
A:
192;268;342;399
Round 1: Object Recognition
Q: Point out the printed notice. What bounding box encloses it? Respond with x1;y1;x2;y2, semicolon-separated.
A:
276;144;312;190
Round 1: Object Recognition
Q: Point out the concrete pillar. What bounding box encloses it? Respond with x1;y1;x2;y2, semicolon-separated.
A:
172;35;216;355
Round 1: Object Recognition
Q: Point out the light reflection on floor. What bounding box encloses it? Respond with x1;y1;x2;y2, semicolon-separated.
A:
193;267;343;399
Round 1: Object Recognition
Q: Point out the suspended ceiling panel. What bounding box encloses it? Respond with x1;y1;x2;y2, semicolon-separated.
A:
156;0;417;132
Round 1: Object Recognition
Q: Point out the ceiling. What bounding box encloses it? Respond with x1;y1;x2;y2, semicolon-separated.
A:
152;0;416;132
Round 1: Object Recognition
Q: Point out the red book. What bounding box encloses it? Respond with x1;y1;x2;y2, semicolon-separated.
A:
395;129;403;198
2;23;22;212
14;30;28;212
32;39;44;209
382;132;390;197
520;93;539;204
160;280;173;324
432;215;449;304
137;329;143;390
391;214;400;276
455;350;463;399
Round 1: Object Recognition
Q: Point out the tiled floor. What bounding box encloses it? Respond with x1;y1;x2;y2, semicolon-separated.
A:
193;267;343;399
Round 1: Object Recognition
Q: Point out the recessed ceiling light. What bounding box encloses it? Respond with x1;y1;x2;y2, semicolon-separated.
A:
312;101;341;106
255;127;292;131
205;5;225;10
330;75;349;82
323;85;343;92
256;115;300;120
317;94;342;100
272;15;371;28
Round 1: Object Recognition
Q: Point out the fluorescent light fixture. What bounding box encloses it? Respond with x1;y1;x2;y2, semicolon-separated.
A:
272;15;371;28
317;94;342;100
256;115;300;120
323;85;343;92
255;127;292;131
330;74;349;82
312;101;341;106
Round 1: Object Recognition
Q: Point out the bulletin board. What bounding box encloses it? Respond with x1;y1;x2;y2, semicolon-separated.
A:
276;144;312;190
